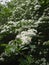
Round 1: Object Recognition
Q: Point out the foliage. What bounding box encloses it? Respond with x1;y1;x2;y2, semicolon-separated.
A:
0;0;49;65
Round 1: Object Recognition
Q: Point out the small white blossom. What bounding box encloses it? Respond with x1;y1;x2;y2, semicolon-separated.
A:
1;29;6;33
0;57;4;61
34;5;41;10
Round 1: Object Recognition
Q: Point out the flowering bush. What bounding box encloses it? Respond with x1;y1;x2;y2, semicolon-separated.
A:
0;0;49;65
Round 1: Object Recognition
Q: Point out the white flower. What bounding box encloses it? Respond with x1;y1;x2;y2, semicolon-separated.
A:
1;29;6;33
27;29;36;36
0;57;4;61
21;3;25;6
34;5;41;10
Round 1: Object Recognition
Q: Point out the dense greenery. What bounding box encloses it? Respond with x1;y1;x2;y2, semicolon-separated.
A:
0;0;49;65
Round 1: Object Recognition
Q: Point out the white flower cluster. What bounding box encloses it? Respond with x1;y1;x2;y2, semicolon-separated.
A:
16;29;37;45
0;19;34;34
